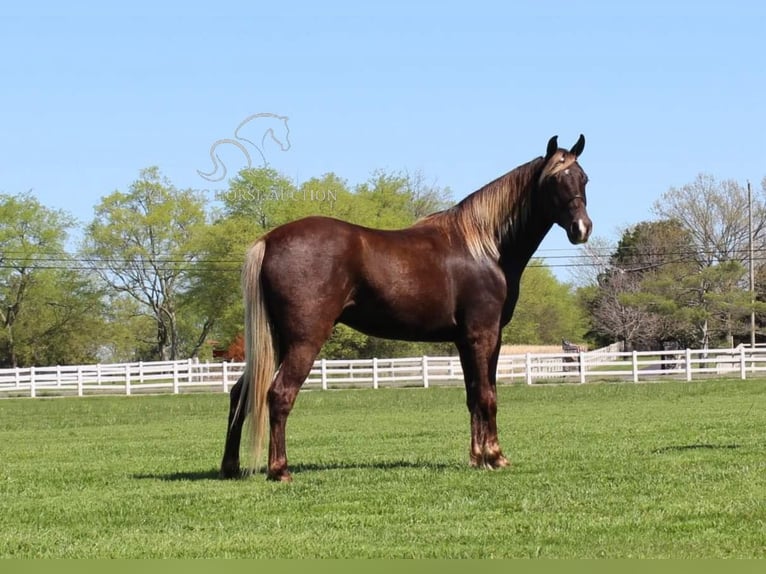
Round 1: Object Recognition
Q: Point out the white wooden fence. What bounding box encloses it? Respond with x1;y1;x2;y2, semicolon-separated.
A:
0;346;764;398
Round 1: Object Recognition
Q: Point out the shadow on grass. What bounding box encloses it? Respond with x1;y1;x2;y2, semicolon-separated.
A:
133;460;461;482
652;443;740;454
132;469;222;481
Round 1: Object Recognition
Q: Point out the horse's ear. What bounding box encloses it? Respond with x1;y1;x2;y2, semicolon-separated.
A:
570;134;585;158
545;136;559;159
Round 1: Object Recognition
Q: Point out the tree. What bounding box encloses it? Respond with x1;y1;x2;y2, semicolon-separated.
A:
8;268;107;366
587;217;760;350
612;220;696;271
568;236;615;288
584;220;696;350
181;213;254;355
651;176;766;347
502;262;588;346
82;167;208;360
653;173;766;267
352;170;452;228
625;259;755;349
585;268;657;350
96;294;156;363
0;192;105;366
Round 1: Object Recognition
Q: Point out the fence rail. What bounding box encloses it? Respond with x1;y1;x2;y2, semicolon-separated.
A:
1;346;764;398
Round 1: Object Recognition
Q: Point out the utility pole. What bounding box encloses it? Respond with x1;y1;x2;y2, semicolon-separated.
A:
749;180;756;349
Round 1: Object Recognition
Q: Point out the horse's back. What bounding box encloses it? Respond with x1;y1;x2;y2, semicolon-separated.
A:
262;215;450;263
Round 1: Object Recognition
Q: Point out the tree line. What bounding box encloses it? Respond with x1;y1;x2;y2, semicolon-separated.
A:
7;166;757;367
580;174;766;351
0;167;588;367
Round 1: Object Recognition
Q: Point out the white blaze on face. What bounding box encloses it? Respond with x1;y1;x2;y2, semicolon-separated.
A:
569;217;591;244
576;218;588;240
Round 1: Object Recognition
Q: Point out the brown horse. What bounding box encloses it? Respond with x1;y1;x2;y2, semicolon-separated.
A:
220;134;592;481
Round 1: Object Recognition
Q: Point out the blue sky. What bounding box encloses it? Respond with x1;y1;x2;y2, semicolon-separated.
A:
2;0;764;280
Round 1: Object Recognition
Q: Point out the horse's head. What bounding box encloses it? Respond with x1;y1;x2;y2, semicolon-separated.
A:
538;134;592;244
267;116;291;152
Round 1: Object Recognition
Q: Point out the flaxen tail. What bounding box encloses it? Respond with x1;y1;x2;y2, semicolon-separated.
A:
236;240;277;473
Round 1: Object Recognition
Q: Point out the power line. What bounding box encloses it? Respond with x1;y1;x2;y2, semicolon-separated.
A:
4;243;766;273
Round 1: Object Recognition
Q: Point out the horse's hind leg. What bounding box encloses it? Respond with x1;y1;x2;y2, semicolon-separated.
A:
220;375;246;479
266;342;322;482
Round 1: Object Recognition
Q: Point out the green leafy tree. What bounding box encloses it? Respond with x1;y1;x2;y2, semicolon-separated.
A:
181;214;252;356
96;294;156;362
82;167;208;360
502;262;588;346
9;269;107;366
351;170;452;228
0;192;104;366
627;260;757;349
584;220;692;350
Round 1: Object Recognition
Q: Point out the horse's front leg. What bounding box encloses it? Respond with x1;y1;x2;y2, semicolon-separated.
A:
458;331;509;470
483;338;509;468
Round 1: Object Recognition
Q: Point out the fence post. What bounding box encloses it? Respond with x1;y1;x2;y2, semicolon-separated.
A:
422;356;429;388
77;366;83;397
139;361;144;385
372;357;379;390
56;365;62;388
578;351;586;384
14;367;20;390
685;348;692;382
96;363;102;386
525;353;533;385
187;358;194;385
632;351;639;383
222;361;229;393
30;366;36;398
125;364;131;396
321;358;327;390
173;361;179;394
740;345;747;380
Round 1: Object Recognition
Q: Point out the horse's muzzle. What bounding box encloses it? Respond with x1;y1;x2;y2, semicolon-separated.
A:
567;216;592;244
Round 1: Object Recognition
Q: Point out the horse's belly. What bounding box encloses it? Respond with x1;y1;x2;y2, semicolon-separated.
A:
338;299;456;342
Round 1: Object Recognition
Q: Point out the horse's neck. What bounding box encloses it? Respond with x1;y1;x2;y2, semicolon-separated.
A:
499;213;552;274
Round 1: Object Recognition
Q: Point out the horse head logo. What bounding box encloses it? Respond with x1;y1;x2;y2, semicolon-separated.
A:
198;113;291;182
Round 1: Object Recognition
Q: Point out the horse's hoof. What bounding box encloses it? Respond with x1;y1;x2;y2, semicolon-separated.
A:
266;468;293;482
219;461;241;479
469;452;511;470
490;455;511;469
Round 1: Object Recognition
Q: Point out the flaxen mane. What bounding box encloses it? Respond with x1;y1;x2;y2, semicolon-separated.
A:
415;157;545;260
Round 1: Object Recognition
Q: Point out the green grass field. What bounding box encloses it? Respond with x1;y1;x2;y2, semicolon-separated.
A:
1;380;764;558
